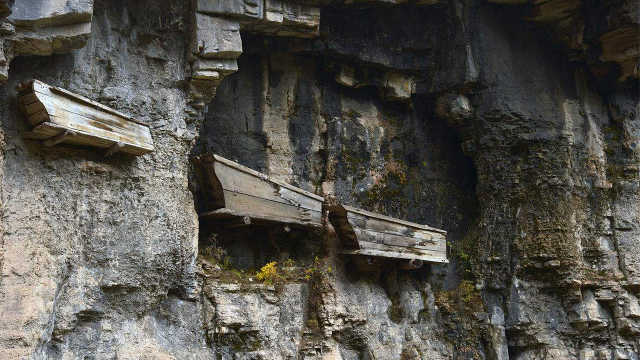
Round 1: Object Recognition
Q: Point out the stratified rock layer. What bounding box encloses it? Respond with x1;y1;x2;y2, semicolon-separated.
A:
0;0;638;359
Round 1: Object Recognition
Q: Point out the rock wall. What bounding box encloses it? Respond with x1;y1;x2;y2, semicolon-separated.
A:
0;0;638;359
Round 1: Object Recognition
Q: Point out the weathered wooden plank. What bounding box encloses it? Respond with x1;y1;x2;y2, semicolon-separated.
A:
195;153;447;264
342;249;448;263
200;206;322;229
354;241;446;261
211;154;322;210
27;121;151;156
223;190;322;224
347;212;444;242
24;109;50;126
17;80;154;155
195;154;324;228
46;111;153;150
344;206;446;234
278;186;323;212
43;129;77;147
212;154;323;202
352;228;446;252
328;203;448;264
33;91;153;146
33;81;143;125
213;161;285;205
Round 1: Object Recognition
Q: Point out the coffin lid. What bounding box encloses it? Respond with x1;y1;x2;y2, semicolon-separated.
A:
209;153;324;202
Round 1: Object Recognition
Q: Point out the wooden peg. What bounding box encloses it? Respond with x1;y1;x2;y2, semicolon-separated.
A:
43;129;76;147
105;142;124;157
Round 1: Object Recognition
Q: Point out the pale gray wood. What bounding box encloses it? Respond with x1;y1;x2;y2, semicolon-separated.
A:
200;207;322;229
355;240;445;258
330;203;448;264
196;153;447;264
42;129;76;147
193;14;242;59
343;205;446;234
341;249;448;263
17;80;154;155
196;154;324;228
352;228;446;252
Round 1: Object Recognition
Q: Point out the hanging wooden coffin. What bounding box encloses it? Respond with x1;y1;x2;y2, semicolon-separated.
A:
194;153;324;228
17;80;154;155
327;203;448;264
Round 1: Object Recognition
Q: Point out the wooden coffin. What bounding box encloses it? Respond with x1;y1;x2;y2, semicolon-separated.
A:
17;80;154;155
328;204;448;264
194;154;324;228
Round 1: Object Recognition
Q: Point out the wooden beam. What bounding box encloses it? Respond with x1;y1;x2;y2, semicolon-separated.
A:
329;202;448;264
341;249;448;264
42;129;76;147
17;80;154;155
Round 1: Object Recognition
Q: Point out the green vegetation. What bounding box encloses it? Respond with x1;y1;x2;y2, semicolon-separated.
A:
433;279;485;360
358;158;409;213
255;261;279;284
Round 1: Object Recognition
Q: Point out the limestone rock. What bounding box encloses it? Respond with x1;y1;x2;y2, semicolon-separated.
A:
0;0;11;18
8;0;93;27
10;21;91;56
569;290;610;330
623;294;640;319
435;93;473;126
487;306;509;360
333;65;415;102
599;27;639;82
257;0;320;37
193;14;242;59
203;283;308;358
197;0;264;21
192;58;239;79
1;0;639;359
380;71;415;101
335;65;357;88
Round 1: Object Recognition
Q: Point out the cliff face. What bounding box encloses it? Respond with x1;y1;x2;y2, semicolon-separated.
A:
0;0;638;359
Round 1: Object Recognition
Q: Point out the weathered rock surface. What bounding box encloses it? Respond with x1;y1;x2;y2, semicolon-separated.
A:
0;0;638;359
0;0;93;81
487;0;639;83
